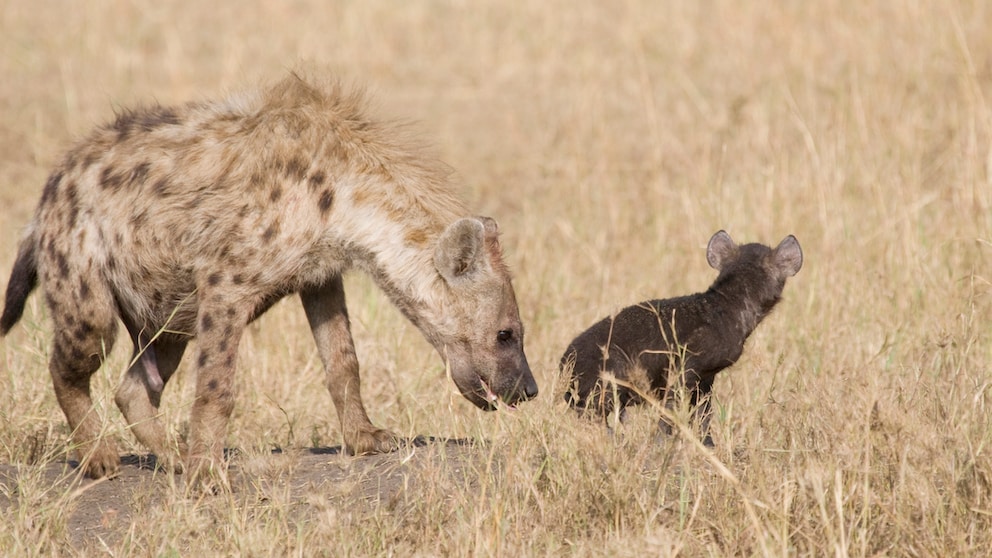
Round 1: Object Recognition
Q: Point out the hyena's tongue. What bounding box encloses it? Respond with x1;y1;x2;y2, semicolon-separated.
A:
481;379;517;411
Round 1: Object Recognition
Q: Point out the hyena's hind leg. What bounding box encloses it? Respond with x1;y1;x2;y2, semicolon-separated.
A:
115;326;188;473
44;281;121;478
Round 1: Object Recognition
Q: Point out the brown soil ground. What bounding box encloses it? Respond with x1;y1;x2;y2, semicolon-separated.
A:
0;437;485;549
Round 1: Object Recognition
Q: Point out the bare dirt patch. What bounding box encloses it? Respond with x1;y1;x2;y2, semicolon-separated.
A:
0;437;486;550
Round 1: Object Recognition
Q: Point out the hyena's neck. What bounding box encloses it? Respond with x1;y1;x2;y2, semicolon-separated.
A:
332;175;464;349
706;278;780;340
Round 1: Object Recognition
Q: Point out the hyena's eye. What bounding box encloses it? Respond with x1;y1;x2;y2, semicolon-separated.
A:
497;329;514;343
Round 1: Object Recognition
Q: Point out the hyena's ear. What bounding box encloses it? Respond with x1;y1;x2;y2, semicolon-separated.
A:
772;235;803;277
706;230;737;270
435;217;497;284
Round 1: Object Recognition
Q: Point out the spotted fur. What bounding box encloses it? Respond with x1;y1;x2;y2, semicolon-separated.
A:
1;73;537;483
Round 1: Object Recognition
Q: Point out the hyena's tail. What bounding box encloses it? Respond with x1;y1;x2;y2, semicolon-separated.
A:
1;224;39;336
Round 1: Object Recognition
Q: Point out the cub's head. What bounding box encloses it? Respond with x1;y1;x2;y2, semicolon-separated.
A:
706;230;803;311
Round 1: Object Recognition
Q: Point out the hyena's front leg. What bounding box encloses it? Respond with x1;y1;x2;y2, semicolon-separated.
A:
660;370;716;448
690;376;716;448
115;327;188;473
301;276;401;455
185;294;248;488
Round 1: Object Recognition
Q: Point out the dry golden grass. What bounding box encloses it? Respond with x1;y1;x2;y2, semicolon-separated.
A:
1;0;991;555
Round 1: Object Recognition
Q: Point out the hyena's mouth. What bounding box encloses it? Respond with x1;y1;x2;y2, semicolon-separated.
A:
480;378;498;407
479;378;517;411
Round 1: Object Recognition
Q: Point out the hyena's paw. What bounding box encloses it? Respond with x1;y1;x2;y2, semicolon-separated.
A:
155;449;185;475
184;454;231;494
79;440;121;479
159;438;189;474
344;427;402;456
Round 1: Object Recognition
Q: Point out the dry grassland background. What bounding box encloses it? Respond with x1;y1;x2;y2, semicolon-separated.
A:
1;0;991;556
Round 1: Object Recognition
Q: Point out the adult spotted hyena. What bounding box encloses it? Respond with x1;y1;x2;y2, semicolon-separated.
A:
561;231;801;446
0;73;538;482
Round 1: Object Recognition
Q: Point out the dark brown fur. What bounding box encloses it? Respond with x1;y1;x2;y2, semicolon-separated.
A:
561;231;802;445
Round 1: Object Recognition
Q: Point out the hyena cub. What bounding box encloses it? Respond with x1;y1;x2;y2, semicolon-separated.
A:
561;230;802;446
0;73;538;483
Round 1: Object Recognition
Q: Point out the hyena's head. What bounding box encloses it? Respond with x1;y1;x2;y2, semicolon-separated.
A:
432;217;538;410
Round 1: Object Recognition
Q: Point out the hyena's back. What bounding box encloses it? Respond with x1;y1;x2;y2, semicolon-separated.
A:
30;76;464;336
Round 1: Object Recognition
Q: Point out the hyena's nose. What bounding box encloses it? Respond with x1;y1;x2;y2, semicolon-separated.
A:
522;374;539;400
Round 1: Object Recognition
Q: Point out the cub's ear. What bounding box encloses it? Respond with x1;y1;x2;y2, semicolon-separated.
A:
434;217;497;284
773;235;803;277
706;230;737;270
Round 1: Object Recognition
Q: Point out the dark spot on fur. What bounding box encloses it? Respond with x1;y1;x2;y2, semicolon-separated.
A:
131;210;148;228
130;162;151;186
64;153;82;174
219;339;228;352
183;192;208;211
207;379;218;391
55;252;70;278
308;170;326;190
207;273;222;286
225;354;234;367
201;313;214;332
101;166;125;191
232;274;244;285
112;113;134;141
71;320;95;343
216;244;233;263
64;181;80;227
284;157;308;181
269;185;282;202
138;107;180;130
78;280;91;300
262;222;280;242
318;189;334;214
44;291;58;312
198;352;209;367
107;255;117;271
82;150;100;169
152;177;170;197
226;309;236;319
113;106;180;139
40;171;63;205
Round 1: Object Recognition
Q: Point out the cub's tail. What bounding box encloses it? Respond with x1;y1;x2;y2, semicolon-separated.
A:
1;224;39;335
